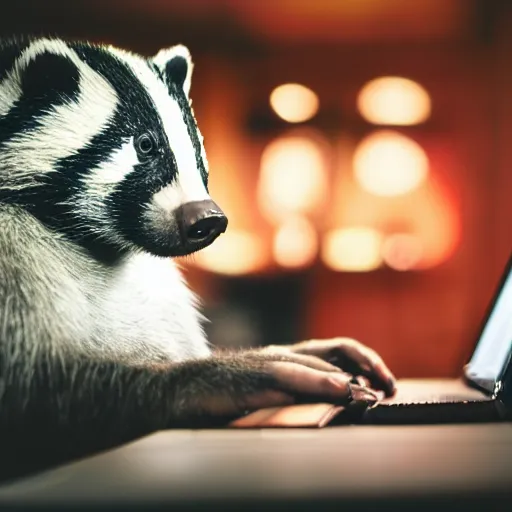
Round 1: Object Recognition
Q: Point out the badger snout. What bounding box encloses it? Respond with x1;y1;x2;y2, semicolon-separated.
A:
176;199;228;253
140;184;228;257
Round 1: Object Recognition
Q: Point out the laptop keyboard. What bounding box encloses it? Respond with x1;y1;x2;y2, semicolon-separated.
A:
380;394;487;406
361;398;503;425
381;399;480;407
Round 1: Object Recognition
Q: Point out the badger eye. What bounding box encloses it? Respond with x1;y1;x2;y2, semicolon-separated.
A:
135;132;157;158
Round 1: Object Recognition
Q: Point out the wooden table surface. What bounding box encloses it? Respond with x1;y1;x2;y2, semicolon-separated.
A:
0;421;511;511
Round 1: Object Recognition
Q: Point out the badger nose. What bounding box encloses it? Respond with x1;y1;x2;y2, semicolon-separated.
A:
177;200;228;250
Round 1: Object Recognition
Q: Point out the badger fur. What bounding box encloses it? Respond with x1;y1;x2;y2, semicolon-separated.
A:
0;37;225;362
0;36;382;481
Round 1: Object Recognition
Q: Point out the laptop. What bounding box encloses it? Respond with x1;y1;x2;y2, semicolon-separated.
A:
231;254;512;428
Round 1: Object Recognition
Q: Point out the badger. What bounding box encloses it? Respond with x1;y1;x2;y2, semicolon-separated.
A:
0;36;394;480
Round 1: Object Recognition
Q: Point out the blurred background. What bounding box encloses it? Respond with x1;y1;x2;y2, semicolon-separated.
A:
2;0;510;378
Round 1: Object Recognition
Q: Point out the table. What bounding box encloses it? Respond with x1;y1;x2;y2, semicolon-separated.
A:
0;422;510;511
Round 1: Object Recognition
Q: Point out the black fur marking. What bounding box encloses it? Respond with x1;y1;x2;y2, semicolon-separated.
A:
21;52;79;105
109;161;181;257
169;83;208;189
165;56;188;91
0;52;80;148
149;61;164;82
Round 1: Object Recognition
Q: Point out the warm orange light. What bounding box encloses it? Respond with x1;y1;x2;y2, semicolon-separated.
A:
353;131;428;197
382;233;423;271
273;216;318;269
357;77;431;126
321;227;383;272
258;135;328;223
193;230;266;275
270;83;319;123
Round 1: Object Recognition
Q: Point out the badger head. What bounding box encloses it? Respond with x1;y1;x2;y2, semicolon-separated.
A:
0;37;227;260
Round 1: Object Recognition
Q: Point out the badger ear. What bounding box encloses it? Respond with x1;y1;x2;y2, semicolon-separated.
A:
5;39;80;107
20;51;79;103
153;45;193;97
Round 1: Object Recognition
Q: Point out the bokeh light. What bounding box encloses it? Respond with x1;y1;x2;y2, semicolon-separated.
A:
273;216;318;269
357;76;431;126
353;130;429;197
270;83;319;123
321;227;383;272
258;134;328;223
193;230;267;275
382;233;424;271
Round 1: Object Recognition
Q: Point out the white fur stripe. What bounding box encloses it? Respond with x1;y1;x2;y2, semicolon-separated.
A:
151;180;210;212
80;139;138;199
0;39;117;188
68;139;140;252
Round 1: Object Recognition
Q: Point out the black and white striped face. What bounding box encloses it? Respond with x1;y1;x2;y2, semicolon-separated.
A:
0;37;227;259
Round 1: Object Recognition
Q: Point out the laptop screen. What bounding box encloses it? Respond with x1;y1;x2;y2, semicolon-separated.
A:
465;262;512;393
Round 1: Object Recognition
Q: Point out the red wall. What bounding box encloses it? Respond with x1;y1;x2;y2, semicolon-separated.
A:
190;36;512;379
302;38;512;377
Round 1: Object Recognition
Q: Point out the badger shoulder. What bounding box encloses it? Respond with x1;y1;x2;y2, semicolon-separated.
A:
0;204;210;365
